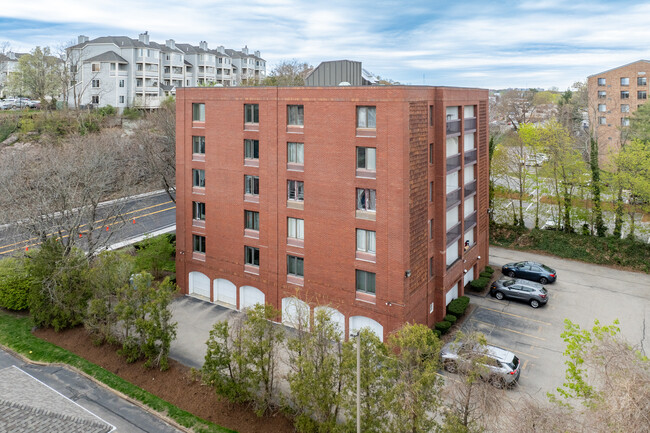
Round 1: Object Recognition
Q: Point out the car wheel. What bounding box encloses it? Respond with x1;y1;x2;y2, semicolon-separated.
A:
539;277;548;285
530;299;540;308
490;377;505;389
495;291;505;300
507;271;516;278
444;361;457;373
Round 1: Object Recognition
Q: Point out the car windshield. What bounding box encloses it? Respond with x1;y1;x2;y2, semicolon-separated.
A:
541;265;554;272
505;355;519;371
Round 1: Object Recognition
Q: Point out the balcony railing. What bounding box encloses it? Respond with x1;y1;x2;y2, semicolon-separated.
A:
464;179;477;197
446;119;461;135
446;188;461;209
464;117;477;131
446;222;462;247
464;211;477;230
464;148;477;165
446;153;461;173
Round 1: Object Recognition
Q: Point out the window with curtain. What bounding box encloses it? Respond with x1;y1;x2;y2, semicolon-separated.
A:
288;218;304;239
356;229;376;254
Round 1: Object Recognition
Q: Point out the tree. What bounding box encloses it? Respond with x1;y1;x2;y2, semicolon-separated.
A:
611;139;650;238
590;136;606;236
493;89;549;131
5;46;62;102
133;97;176;202
286;308;345;432
490;131;530;225
260;60;313;86
382;323;443;433
133;234;175;278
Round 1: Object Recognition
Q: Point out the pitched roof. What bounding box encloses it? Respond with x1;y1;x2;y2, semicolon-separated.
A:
84;51;129;63
587;59;650;78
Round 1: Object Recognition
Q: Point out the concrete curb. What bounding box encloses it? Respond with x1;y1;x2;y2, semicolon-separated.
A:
103;224;176;252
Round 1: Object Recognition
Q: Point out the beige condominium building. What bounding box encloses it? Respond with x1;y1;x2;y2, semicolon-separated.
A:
587;60;650;162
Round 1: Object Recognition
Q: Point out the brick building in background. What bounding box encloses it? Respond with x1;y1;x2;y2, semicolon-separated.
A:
588;60;650;161
175;86;489;340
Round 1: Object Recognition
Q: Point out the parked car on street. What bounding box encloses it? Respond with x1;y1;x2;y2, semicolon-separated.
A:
441;341;521;388
501;261;556;284
489;277;549;308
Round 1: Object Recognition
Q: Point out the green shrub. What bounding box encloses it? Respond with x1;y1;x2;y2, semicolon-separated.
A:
479;271;492;278
484;266;494;274
443;314;457;324
134;234;176;278
469;277;490;291
458;295;470;305
447;296;470;318
432;329;442;338
435;320;452;335
0;258;32;310
97;105;116;117
123;107;142;120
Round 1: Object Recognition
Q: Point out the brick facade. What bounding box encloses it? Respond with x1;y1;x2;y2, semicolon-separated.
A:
176;86;489;340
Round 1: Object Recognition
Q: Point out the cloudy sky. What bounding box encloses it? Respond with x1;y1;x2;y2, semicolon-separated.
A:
1;0;649;89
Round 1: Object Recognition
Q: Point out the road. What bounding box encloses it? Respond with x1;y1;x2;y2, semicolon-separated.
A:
0;190;176;257
453;246;650;401
0;347;184;432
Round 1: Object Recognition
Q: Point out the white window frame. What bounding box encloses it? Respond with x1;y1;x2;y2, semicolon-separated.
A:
288;217;304;240
356;229;376;254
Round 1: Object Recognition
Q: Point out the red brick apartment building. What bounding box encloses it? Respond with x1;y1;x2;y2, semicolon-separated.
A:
588;60;650;161
175;86;489;341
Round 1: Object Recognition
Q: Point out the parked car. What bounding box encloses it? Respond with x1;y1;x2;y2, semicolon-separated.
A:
541;219;563;231
501;261;556;284
441;341;521;388
489;277;549;308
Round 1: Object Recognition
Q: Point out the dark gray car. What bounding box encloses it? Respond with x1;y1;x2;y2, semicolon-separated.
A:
489;278;549;308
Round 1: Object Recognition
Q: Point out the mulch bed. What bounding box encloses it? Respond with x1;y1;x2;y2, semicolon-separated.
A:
33;326;294;433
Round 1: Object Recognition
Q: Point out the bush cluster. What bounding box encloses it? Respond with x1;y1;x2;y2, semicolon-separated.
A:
447;296;470;318
122;107;142;120
0;258;32;310
435;320;452;334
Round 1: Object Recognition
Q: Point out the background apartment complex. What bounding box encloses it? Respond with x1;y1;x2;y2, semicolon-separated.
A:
175;86;489;340
587;60;650;160
65;32;265;109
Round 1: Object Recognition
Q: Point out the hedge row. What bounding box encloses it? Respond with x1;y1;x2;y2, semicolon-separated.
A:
434;296;471;335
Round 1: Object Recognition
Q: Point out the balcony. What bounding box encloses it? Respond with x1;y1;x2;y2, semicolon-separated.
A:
446;222;462;247
464;211;477;230
464;117;477;131
446;119;461;136
446;153;461;173
464;179;477;197
446;188;461;209
464;149;477;165
133;96;162;108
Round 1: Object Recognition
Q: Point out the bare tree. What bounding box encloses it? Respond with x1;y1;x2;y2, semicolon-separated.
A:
0;130;140;257
260;60;313;86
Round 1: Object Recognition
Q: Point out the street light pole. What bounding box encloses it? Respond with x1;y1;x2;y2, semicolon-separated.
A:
351;330;360;433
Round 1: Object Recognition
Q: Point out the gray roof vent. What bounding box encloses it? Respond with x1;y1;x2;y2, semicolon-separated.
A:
338;81;351;86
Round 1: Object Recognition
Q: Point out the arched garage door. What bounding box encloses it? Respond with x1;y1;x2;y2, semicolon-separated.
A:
314;306;345;338
214;278;237;309
349;316;384;342
239;286;265;310
282;297;310;329
188;271;210;298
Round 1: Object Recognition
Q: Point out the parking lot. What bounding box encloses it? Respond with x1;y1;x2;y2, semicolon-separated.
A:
457;246;650;400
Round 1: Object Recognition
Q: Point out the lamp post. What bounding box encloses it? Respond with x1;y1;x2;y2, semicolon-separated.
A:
350;330;360;433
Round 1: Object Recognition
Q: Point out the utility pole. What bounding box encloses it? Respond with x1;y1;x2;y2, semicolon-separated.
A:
351;331;361;433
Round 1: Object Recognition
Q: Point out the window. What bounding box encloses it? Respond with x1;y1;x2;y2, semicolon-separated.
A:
193;169;205;187
245;175;259;195
621;104;630;113
244;104;259;123
598;78;606;86
356;188;376;211
92;79;100;88
119;96;125;104
429;143;433;164
193;235;206;253
356;229;376;254
639;77;647;86
429;105;434;126
192;103;205;122
597;91;606;98
245;139;259;159
621;91;630;99
91;95;99;104
598;116;607;125
287;105;304;126
356;147;376;170
621;77;630;86
193;136;205;154
639;91;647;99
287;142;304;164
356;270;376;294
598;104;606;112
287;255;304;277
288;217;304;239
192;201;205;220
119;79;125;88
622;117;630;126
91;63;100;72
245;246;259;266
429;219;434;239
357;106;376;128
287;180;304;201
245;210;259;230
